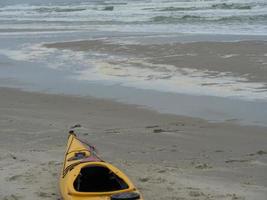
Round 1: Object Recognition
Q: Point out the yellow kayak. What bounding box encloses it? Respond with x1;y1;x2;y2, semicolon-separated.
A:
59;131;143;200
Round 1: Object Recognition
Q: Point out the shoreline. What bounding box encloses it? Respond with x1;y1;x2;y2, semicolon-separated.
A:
44;39;267;84
1;34;267;126
1;87;267;199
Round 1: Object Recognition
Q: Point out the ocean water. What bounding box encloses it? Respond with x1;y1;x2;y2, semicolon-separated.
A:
0;0;266;35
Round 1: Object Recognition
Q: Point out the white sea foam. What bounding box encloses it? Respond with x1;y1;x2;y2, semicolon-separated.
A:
0;44;56;62
75;58;267;101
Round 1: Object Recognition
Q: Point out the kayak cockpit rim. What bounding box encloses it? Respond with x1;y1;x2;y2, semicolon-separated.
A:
66;162;137;197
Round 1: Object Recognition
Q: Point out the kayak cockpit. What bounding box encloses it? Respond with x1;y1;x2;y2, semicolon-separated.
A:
74;165;129;192
60;133;143;199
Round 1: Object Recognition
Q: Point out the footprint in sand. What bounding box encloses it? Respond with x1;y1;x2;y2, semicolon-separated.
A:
188;190;205;197
166;186;174;191
145;125;159;129
157;169;166;174
104;128;121;134
9;154;17;160
215;150;224;153
226;193;245;200
37;192;51;198
247;150;267;156
155;177;166;183
225;159;250;163
138;177;150;183
7;171;36;184
153;129;165;133
195;163;212;169
3;195;20;200
7;174;23;182
165;196;186;200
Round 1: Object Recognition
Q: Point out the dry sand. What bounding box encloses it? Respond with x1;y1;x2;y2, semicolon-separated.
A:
0;87;267;200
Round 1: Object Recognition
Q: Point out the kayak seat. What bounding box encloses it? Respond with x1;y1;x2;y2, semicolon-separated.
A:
74;165;129;192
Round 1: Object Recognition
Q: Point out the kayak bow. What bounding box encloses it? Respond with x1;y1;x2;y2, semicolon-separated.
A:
59;131;143;200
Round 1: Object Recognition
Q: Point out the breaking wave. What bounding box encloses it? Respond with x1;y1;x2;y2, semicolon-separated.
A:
211;3;253;10
0;0;266;35
35;7;87;13
151;14;267;24
158;3;255;12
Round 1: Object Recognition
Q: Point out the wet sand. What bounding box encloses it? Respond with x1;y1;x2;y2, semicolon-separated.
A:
0;87;267;200
45;40;267;83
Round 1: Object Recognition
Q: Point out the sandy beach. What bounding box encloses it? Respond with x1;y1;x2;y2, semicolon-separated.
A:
1;0;267;199
1;87;267;200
